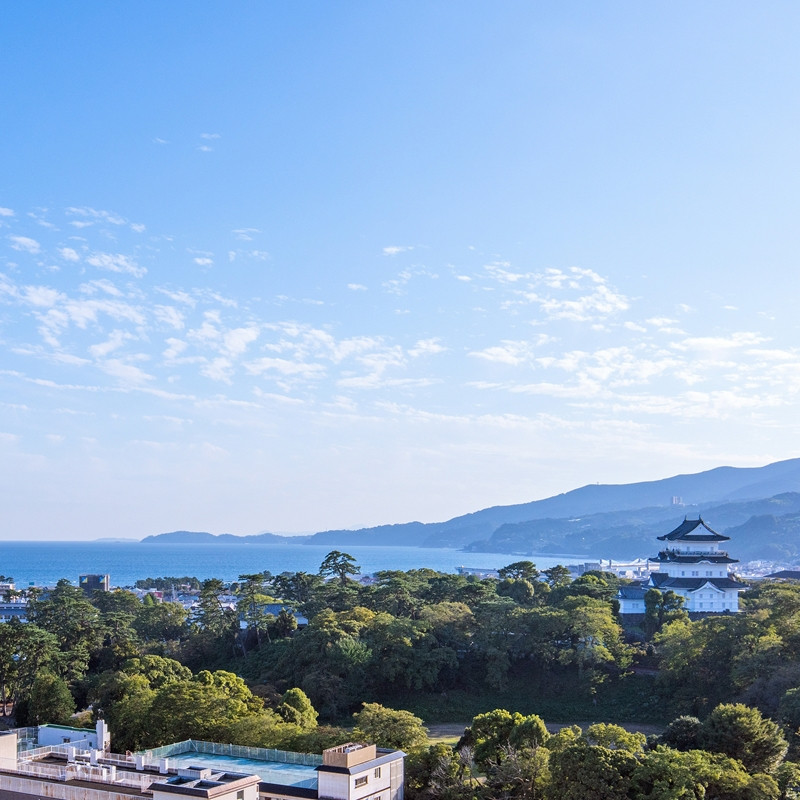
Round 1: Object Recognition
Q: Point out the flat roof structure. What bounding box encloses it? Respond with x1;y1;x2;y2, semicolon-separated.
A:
0;728;404;800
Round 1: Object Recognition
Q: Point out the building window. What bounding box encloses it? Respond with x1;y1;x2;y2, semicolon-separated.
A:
355;776;369;788
374;767;382;778
237;792;244;800
691;571;699;577
706;571;712;576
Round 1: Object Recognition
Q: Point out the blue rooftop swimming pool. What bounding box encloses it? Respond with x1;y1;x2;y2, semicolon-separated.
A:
166;753;318;789
141;741;322;790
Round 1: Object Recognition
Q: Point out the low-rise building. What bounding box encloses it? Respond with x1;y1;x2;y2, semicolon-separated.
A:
0;724;404;800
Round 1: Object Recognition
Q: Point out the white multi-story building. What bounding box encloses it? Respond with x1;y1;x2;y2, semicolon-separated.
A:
618;517;748;615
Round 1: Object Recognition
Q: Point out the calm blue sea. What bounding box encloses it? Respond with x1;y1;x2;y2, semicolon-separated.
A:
0;541;581;588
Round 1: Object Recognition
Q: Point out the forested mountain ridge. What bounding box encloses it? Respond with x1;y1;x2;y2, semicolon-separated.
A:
142;459;800;559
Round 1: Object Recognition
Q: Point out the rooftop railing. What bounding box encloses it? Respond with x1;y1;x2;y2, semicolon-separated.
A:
142;739;323;767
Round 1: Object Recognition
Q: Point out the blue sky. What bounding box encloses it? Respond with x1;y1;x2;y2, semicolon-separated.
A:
2;2;800;540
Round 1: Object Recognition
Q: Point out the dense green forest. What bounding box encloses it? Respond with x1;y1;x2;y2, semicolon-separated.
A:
5;553;800;797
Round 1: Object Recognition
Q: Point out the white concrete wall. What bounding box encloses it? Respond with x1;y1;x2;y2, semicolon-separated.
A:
0;772;135;800
153;785;258;800
37;727;97;748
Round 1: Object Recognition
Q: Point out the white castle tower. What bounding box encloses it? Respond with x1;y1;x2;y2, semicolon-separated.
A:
618;517;748;614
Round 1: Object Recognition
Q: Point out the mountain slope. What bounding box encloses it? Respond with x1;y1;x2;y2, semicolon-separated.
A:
302;457;800;550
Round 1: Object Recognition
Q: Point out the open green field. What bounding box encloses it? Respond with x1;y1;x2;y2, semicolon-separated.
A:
385;672;667;730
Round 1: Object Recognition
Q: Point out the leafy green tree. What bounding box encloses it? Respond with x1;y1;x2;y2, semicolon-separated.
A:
368;572;422;618
780;689;800;757
660;715;703;751
644;588;687;639
497;577;537;606
405;744;472;800
188;579;239;662
462;709;547;772
548;741;636;800
278;688;318;730
133;600;189;642
498;561;540;582
91;589;141;615
470;598;521;689
542;565;572;588
96;611;140;671
237;572;274;650
122;655;192;688
224;710;301;749
319;551;360;586
774;761;800;800
272;571;324;607
26;671;75;725
134;577;200;591
97;674;155;751
352;702;428;751
483;745;550;800
0;621;24;716
27;579;101;680
558;595;631;683
271;608;298;639
147;670;264;745
564;574;616;603
584;723;647;753
702;703;788;774
630;747;780;800
363;613;454;692
655;616;744;715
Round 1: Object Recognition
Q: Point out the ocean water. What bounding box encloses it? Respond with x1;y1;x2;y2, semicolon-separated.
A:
0;541;581;588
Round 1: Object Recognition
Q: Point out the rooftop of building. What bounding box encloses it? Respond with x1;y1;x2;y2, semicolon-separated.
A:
650;551;738;564
0;731;403;800
141;741;322;789
657;517;730;543
649;572;748;591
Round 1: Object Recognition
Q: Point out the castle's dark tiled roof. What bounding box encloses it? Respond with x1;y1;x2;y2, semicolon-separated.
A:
657;517;729;543
649;573;747;592
617;585;647;600
649;552;738;565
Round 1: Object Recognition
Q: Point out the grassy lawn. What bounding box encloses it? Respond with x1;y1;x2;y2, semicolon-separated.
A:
386;671;668;729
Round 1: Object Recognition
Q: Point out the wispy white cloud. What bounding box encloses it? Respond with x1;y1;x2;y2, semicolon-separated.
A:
66;207;127;226
9;235;41;253
382;268;437;295
89;330;131;358
156;288;196;307
232;228;260;241
0;208;15;217
383;245;413;256
22;285;63;308
86;252;146;278
470;340;532;366
409;338;446;357
99;358;153;384
154;305;185;330
80;279;123;297
348;283;367;291
244;357;326;379
58;247;80;262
